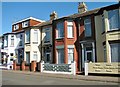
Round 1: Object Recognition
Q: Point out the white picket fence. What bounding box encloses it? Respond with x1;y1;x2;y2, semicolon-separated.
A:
40;61;76;75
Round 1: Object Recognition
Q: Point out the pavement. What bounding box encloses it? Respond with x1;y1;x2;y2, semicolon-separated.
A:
2;70;120;83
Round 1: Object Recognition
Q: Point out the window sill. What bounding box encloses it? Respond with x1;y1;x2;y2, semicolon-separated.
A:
56;37;64;40
32;42;38;44
107;29;120;33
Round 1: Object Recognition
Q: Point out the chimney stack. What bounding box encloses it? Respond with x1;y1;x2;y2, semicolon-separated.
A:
78;2;87;13
50;11;58;20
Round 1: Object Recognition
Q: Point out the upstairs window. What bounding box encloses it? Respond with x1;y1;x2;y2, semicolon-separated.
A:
22;21;29;28
108;9;119;31
19;34;23;46
14;24;19;30
10;35;14;46
25;30;30;43
56;22;64;39
4;36;8;47
67;21;74;38
45;31;50;43
102;14;105;33
84;17;92;37
33;30;38;43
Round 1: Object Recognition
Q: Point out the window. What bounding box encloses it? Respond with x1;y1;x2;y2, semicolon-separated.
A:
45;31;50;43
33;30;38;43
67;24;73;38
110;43;120;62
56;22;64;38
33;51;37;61
68;48;74;64
10;35;14;46
19;34;22;46
4;36;8;47
108;9;119;31
57;49;64;64
25;30;30;43
14;24;19;30
26;52;30;64
22;21;29;28
102;14;105;33
84;17;92;37
103;46;106;62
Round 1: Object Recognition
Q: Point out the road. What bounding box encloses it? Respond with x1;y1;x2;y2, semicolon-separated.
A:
1;70;119;85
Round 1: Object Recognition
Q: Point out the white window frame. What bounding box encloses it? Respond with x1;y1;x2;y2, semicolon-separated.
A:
68;48;74;64
4;35;8;47
10;35;14;46
33;51;38;61
14;24;19;30
84;17;92;37
108;9;120;31
57;48;64;64
25;30;30;43
44;30;50;43
56;22;64;39
22;21;29;28
33;30;38;43
67;21;74;38
19;34;23;46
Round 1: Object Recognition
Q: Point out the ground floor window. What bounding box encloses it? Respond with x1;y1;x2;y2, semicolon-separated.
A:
26;52;30;64
57;49;64;64
33;51;38;61
68;48;74;64
110;43;120;62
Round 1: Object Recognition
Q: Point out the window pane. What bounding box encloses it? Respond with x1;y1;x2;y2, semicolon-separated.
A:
26;52;30;64
45;31;50;42
58;49;64;64
34;30;38;42
108;9;119;30
26;30;30;43
84;18;92;37
67;25;73;38
57;22;64;38
68;48;74;64
110;43;120;62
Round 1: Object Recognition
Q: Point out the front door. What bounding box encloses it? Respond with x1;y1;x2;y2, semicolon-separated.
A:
46;53;51;63
85;51;92;62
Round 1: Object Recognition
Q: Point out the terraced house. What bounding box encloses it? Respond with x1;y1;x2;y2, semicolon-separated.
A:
1;2;120;75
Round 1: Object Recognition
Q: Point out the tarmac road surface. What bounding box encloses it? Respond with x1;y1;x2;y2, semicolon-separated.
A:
1;70;119;85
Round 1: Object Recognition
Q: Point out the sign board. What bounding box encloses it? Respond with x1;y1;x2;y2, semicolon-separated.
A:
88;63;120;74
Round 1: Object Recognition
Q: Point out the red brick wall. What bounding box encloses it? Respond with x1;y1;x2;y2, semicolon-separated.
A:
53;20;79;72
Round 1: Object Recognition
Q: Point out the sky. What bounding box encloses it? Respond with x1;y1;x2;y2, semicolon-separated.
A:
1;2;118;35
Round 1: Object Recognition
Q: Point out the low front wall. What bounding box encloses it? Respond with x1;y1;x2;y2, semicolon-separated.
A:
85;63;120;75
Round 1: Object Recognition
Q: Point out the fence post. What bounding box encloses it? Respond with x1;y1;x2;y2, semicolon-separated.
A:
71;61;76;75
40;61;44;72
85;62;88;76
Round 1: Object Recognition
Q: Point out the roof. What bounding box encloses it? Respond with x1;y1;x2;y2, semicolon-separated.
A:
12;17;45;25
34;20;52;27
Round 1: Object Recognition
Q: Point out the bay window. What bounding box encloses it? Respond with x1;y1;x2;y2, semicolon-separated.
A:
68;48;74;64
4;36;8;47
108;9;119;31
84;17;92;37
33;51;38;61
19;34;22;46
110;43;120;62
25;30;30;43
57;49;64;64
11;35;14;46
45;31;50;43
26;52;30;64
67;21;73;38
33;30;38;43
56;22;64;38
